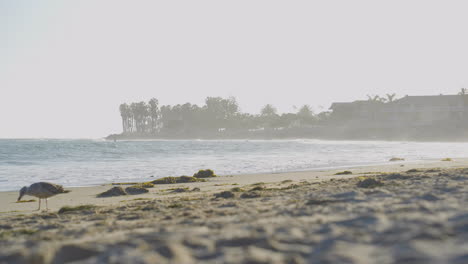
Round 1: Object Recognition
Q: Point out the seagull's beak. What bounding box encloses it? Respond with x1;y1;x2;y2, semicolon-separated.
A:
17;194;23;202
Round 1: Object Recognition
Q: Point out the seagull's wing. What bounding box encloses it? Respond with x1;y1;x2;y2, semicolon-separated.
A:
39;182;66;195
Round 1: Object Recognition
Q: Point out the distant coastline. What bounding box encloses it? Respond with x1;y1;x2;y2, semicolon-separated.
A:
110;92;468;142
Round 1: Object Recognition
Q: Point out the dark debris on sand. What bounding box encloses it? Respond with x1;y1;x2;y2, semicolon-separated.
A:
97;187;127;197
125;186;149;195
97;186;149;197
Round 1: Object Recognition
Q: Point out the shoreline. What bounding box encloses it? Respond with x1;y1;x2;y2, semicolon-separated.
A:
106;133;468;142
6;137;468;143
0;155;453;193
1;157;466;214
0;159;409;192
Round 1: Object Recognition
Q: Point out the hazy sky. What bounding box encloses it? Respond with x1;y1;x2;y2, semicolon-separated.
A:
2;1;468;138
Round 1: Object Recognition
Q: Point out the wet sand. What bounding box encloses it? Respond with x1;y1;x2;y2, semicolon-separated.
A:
1;159;468;263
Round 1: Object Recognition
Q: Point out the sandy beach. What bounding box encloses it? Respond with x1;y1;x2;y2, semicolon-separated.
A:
1;159;468;263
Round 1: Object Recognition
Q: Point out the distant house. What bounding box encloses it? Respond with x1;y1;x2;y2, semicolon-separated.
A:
329;100;384;125
329;94;468;128
386;95;468;126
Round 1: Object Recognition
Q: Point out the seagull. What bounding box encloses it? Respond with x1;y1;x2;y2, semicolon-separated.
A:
17;182;70;210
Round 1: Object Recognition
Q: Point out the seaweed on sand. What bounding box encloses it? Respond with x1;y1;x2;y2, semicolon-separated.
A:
214;191;236;199
240;191;262;199
193;169;217;178
171;188;189;193
15;199;36;203
356;178;384;188
335;171;352;175
151;176;205;184
168;203;184;208
97;187;127;197
251;186;265;191
230;187;244;192
125;186;149;195
135;182;155;188
0;229;38;239
58;205;97;214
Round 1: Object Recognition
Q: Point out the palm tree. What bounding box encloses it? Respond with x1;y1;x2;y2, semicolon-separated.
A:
135;101;149;133
148;98;159;134
130;103;138;133
458;88;467;95
385;93;397;102
367;95;384;102
119;103;131;133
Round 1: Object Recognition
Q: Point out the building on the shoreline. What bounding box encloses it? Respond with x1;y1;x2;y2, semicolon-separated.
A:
329;94;468;131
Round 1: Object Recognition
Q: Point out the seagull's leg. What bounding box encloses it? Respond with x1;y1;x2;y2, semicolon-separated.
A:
45;199;48;211
37;199;41;211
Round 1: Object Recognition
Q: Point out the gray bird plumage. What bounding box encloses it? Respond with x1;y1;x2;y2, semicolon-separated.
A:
18;182;70;210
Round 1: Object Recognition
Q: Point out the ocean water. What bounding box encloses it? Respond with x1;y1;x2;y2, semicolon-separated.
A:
1;139;468;191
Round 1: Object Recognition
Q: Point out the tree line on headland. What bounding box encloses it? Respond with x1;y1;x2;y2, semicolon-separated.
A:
109;90;468;141
116;97;329;139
